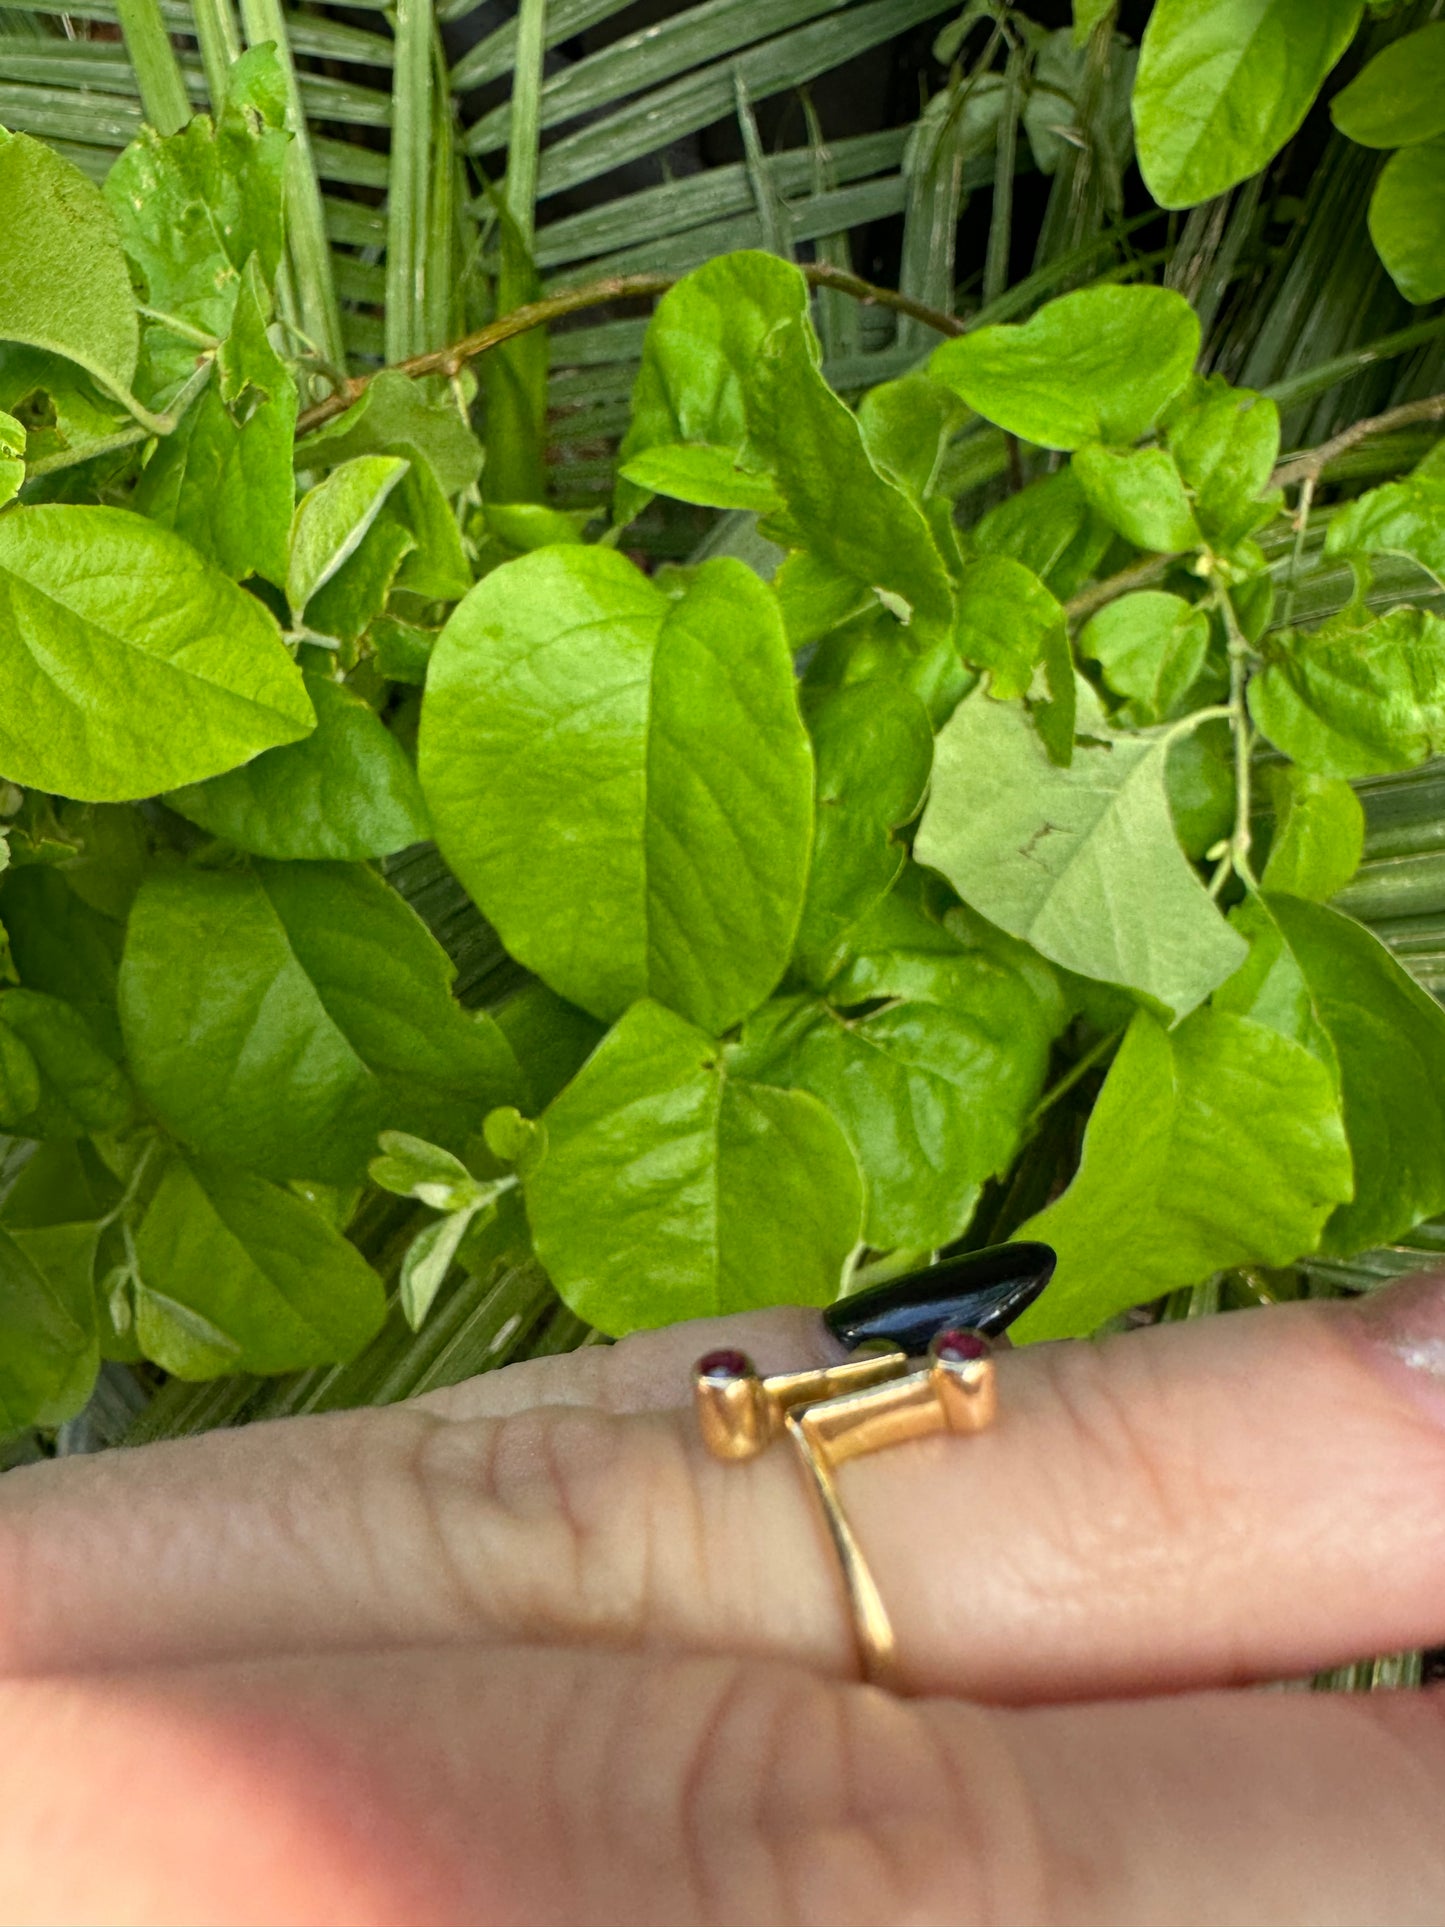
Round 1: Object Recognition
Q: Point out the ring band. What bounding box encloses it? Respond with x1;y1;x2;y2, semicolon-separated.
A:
694;1329;997;1689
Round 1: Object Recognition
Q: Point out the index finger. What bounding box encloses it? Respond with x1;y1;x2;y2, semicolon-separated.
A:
5;1275;1445;1701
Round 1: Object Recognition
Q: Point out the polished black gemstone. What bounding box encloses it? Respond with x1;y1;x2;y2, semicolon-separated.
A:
824;1243;1056;1356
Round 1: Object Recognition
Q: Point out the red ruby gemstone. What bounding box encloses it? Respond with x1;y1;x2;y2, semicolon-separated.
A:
697;1348;754;1381
933;1328;990;1366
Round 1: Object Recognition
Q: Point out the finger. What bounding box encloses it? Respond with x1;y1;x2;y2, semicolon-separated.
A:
5;1644;1445;1925
7;1279;1445;1700
409;1305;842;1419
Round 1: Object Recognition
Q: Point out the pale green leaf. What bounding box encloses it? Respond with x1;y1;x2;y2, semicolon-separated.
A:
0;132;138;405
1072;443;1202;553
165;671;429;861
1331;22;1445;147
288;454;410;621
119;863;522;1183
915;694;1245;1020
929;285;1200;450
134;1153;385;1377
1133;0;1363;207
972;469;1116;601
854;374;970;502
1369;140;1445;306
419;547;814;1034
524;998;864;1335
1247;606;1445;777
1013;1007;1353;1338
399;1207;479;1330
1079;591;1211;726
0;505;314;802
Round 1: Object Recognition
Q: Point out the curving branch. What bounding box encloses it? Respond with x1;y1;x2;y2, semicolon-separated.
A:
1272;391;1445;491
294;263;967;438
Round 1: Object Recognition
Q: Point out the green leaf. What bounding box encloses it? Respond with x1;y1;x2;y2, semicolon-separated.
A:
0;865;124;1055
0;345;131;469
972;469;1115;601
953;556;1067;701
370;614;437;686
0;131;139;406
1072;0;1115;44
792;678;933;986
736;964;1051;1249
523;998;864;1335
617;443;782;514
1331;22;1445;147
389;451;471;603
855;374;971;503
1324;457;1445;585
370;1130;484;1209
119;862;522;1183
616;249;809;526
0;1223;92;1436
288;455;410;623
419;547;814;1033
1079;591;1211;726
494;983;606;1115
103;45;288;396
1133;0;1363;208
928;286;1200;451
133;1153;385;1377
165;671;428;861
1162;375;1282;547
1219;895;1445;1255
1013;1007;1353;1339
1071;444;1202;554
1167;718;1235;860
1369;140;1445;306
0;408;23;510
0;988;133;1138
0;1023;40;1122
306;519;416;647
1247;606;1445;777
398;1207;480;1331
133;258;297;587
0;505;314;803
915;694;1246;1020
294;370;484;498
1259;767;1364;900
746;311;955;643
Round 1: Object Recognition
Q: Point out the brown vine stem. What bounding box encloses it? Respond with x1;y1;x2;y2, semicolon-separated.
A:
1063;549;1179;623
295;263;967;438
1271;390;1445;491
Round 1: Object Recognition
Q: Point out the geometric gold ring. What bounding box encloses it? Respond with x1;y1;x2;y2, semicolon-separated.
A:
694;1330;997;1692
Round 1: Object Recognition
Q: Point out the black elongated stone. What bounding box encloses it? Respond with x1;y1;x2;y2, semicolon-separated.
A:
824;1242;1056;1356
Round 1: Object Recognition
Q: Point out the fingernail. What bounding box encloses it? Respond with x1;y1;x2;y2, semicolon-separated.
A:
825;1242;1056;1356
1356;1270;1445;1419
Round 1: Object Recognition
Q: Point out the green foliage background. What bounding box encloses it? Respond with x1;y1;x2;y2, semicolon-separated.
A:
1;0;1444;1466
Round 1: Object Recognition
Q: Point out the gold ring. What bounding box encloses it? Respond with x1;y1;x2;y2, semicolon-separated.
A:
693;1329;997;1691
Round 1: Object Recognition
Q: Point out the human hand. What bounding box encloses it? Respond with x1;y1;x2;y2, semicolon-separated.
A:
3;1273;1445;1924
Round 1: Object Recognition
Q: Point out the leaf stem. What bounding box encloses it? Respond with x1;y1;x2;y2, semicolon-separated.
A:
1272;391;1445;491
1027;1027;1122;1127
294;263;966;436
23;359;216;478
1216;583;1257;891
